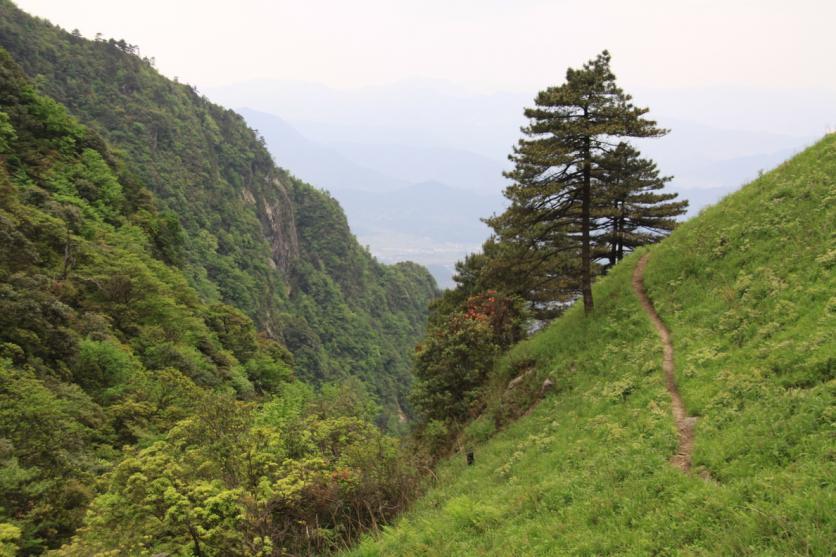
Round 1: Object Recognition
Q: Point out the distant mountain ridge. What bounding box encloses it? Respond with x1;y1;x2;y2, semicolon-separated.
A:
207;78;823;194
216;79;821;285
238;107;412;193
240;107;506;287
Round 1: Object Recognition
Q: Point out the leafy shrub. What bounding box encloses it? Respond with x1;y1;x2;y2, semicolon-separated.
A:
411;291;527;425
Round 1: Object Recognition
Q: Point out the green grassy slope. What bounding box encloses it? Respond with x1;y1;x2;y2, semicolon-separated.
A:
346;136;835;556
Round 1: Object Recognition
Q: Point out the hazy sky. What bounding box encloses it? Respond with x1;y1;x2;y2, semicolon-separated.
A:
13;0;836;93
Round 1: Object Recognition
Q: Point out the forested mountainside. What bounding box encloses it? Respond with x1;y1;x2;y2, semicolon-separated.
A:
347;136;835;555
0;0;437;423
0;33;431;557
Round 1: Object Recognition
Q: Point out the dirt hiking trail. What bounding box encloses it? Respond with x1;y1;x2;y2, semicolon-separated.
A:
632;253;697;472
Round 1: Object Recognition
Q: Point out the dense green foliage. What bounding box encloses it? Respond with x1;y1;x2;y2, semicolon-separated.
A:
487;51;673;314
0;1;439;552
55;381;422;556
0;47;267;551
0;46;428;556
284;182;436;423
346;137;835;555
438;235;576;321
411;292;527;428
0;0;437;422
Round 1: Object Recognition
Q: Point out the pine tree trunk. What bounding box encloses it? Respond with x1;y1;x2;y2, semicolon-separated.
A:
615;216;624;261
581;134;593;314
608;206;618;268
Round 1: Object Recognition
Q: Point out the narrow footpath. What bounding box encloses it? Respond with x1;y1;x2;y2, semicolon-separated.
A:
632;253;696;472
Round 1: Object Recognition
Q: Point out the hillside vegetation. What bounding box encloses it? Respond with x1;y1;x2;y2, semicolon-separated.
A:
0;46;430;555
347;136;835;555
0;1;442;552
0;0;437;421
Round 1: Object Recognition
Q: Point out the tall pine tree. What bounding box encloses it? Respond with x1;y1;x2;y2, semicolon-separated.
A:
595;142;688;268
488;50;665;314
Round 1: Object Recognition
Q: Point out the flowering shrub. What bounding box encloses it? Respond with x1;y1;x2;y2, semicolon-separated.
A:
411;291;526;425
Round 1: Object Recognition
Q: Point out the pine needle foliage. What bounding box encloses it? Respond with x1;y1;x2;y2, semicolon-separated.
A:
595;142;688;268
488;50;666;314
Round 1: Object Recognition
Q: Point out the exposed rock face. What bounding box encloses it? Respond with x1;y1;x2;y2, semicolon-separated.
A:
242;188;257;205
256;177;299;273
507;368;534;390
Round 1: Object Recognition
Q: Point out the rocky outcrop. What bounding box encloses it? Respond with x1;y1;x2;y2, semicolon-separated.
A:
252;177;299;273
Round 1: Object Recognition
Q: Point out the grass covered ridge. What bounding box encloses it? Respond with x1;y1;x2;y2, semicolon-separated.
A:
346;135;835;556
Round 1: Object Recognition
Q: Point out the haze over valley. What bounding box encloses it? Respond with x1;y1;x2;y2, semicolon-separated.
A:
209;80;829;286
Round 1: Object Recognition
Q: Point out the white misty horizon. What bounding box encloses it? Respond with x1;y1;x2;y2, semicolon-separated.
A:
13;0;835;287
14;0;836;93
